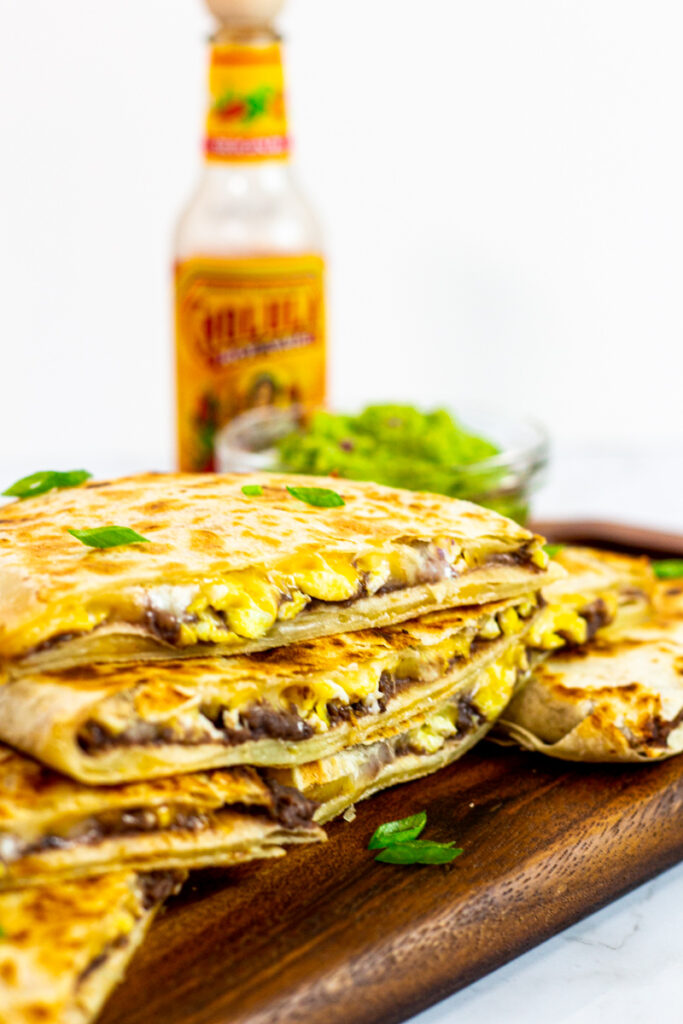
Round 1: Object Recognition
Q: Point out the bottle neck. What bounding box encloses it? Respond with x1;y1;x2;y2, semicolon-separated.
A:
203;26;290;165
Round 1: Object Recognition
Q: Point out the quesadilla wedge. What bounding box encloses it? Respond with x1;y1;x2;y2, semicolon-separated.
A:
270;628;532;822
0;593;546;783
0;751;322;888
0;869;182;1024
0;472;554;675
499;581;683;762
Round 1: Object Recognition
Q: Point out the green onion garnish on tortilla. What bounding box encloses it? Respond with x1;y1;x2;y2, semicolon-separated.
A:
3;470;91;501
68;526;150;549
286;485;345;508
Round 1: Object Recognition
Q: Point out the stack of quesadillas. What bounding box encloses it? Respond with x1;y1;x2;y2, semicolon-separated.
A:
0;471;558;1020
0;472;660;1021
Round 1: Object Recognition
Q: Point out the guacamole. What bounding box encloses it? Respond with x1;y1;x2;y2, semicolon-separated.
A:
276;404;529;522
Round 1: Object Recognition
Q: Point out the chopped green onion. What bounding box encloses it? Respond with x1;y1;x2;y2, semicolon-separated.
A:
241;484;263;496
286;485;345;508
368;811;427;849
68;526;150;549
374;841;463;865
2;469;91;500
544;543;565;559
652;560;683;580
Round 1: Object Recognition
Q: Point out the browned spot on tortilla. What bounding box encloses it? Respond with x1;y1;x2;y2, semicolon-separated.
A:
52;665;109;682
188;529;225;552
24;1004;53;1022
533;668;563;687
139;500;187;515
535;661;653;707
549;680;642;701
0;959;17;985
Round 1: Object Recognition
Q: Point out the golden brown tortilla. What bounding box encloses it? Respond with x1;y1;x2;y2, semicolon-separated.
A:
499;581;683;762
0;748;323;888
0;870;183;1024
0;472;553;672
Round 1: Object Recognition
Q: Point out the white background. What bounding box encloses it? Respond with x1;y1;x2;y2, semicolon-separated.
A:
1;0;683;474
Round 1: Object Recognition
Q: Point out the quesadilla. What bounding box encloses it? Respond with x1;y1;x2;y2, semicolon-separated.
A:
499;581;683;762
270;626;531;822
0;869;182;1024
0;472;554;675
0;750;323;888
0;593;545;784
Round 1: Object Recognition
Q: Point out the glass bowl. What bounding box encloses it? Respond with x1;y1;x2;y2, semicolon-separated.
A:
215;404;549;524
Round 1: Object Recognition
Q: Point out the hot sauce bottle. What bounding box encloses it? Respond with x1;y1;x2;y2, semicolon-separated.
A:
174;0;326;471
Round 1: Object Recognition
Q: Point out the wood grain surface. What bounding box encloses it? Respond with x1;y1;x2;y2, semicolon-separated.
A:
532;519;683;557
99;523;683;1024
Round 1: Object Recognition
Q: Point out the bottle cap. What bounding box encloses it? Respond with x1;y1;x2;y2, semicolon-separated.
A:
205;0;285;26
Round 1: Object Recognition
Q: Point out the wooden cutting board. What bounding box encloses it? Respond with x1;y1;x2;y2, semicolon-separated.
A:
100;523;683;1024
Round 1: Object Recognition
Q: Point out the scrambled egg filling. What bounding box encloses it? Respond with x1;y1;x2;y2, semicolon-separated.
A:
169;546;460;647
405;642;528;754
528;591;618;651
22;536;549;657
163;541;547;648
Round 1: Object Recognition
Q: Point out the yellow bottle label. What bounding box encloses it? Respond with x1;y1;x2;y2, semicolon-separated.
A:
205;42;289;162
175;254;326;471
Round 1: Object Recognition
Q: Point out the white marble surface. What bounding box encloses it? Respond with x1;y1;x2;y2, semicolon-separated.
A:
409;861;683;1024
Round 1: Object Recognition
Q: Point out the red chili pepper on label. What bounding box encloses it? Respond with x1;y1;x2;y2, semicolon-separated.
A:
219;100;248;120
